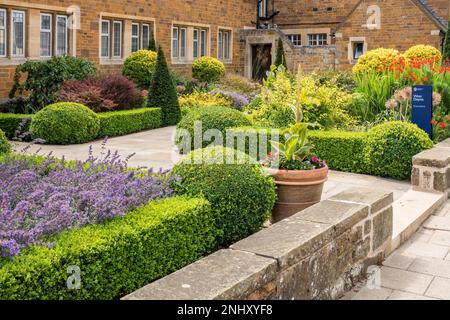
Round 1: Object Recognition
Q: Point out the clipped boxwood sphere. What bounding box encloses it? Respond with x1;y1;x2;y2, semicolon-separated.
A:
172;146;276;246
364;121;433;180
175;106;251;151
192;56;226;83
30;102;100;144
352;48;402;74
405;45;441;62
123;50;157;88
0;129;11;155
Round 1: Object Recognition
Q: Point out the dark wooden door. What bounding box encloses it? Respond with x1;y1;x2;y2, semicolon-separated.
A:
252;44;272;81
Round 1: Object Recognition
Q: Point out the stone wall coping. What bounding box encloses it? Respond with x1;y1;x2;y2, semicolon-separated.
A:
122;187;394;300
413;139;450;168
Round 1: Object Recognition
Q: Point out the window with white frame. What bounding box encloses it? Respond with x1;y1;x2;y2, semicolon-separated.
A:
179;27;186;58
200;29;207;57
12;10;25;57
56;15;68;56
0;9;6;57
40;13;52;57
100;20;110;58
308;33;327;46
142;24;150;50
113;21;122;58
218;29;231;61
193;29;199;59
131;23;139;52
287;34;301;46
258;0;267;17
172;27;179;58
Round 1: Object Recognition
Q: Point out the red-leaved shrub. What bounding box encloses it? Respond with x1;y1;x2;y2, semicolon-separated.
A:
58;75;143;112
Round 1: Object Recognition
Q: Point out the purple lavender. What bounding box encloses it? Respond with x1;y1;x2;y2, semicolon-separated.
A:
0;146;178;258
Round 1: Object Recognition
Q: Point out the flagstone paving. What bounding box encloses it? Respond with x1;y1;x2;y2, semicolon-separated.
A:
345;201;450;300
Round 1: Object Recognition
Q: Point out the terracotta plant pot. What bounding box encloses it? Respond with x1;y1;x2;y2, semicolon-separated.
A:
268;165;329;223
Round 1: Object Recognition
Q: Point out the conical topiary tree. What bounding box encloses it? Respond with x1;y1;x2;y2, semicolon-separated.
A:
148;30;157;52
443;21;450;65
275;38;287;68
148;46;181;126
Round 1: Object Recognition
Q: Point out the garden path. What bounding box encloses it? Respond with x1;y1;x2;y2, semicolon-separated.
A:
344;200;450;300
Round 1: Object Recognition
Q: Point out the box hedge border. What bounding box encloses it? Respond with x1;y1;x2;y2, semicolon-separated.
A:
0;196;215;300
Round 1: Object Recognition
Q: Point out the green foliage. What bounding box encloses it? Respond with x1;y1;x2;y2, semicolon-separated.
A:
175;106;251;151
443;22;450;62
0;113;32;138
148;46;181;126
311;69;355;93
0;197;215;300
250;66;355;129
123;50;158;88
0;129;11;155
172;146;276;246
148;30;157;51
275;38;287;68
352;48;402;74
98;108;162;138
192;57;226;83
218;74;261;95
365;121;433;179
30;103;100;144
9;56;97;113
178;90;233;116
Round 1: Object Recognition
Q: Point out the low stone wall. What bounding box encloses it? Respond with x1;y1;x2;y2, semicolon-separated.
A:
123;187;393;300
412;138;450;198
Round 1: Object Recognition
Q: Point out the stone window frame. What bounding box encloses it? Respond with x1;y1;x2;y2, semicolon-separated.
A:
308;33;328;46
171;21;211;65
55;15;69;56
99;12;156;65
217;27;233;63
0;2;77;66
39;12;52;58
11;9;26;57
347;36;367;65
131;22;140;53
112;20;123;59
287;34;301;46
100;19;110;58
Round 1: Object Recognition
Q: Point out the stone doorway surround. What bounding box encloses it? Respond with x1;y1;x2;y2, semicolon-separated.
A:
241;29;277;79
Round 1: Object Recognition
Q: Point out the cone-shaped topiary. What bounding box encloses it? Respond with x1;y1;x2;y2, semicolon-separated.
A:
443;22;450;64
148;46;181;126
148;30;157;52
275;38;287;68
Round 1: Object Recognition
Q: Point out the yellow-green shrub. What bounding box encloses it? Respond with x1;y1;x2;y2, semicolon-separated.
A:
192;57;225;83
178;90;232;116
352;48;403;74
123;50;157;88
404;45;441;62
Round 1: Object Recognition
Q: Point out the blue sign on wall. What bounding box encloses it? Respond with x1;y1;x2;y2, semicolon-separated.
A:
412;85;433;139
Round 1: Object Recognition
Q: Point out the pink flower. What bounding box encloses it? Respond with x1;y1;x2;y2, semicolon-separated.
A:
312;156;319;163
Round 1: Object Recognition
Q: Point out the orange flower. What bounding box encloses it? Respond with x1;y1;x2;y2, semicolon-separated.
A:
410;73;419;82
431;119;437;125
439;122;447;129
422;77;429;83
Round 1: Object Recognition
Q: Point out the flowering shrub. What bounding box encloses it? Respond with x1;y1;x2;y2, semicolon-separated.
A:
405;45;441;63
0;147;176;257
209;89;250;110
58;75;144;112
432;112;450;143
218;74;261;95
352;48;403;74
123;50;158;88
178;90;232;116
192;57;226;83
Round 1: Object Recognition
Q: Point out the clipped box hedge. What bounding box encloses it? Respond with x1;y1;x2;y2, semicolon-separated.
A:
0;196;214;300
98;108;162;138
0;113;32;138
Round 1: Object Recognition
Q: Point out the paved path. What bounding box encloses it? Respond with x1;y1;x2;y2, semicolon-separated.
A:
345;200;450;300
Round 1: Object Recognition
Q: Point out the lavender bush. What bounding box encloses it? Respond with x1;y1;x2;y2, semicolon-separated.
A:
0;144;177;258
209;89;250;110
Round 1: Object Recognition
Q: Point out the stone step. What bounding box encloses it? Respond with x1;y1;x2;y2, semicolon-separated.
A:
387;190;446;255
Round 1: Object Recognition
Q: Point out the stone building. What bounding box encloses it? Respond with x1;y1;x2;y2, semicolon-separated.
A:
0;0;449;100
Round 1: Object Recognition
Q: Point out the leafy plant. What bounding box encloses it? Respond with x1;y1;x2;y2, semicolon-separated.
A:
178;90;232;116
0;129;10;155
148;46;181;126
443;21;450;63
30;102;100;144
192;56;226;84
9;56;97;113
275;38;287;68
405;45;441;62
123;50;157;88
352;48;403;74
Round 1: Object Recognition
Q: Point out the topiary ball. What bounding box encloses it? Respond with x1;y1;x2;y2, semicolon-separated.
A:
123;50;157;88
405;45;442;62
30;102;100;144
0;129;11;155
364;121;433;180
172;146;276;246
352;48;403;74
192;56;226;83
175;106;251;152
